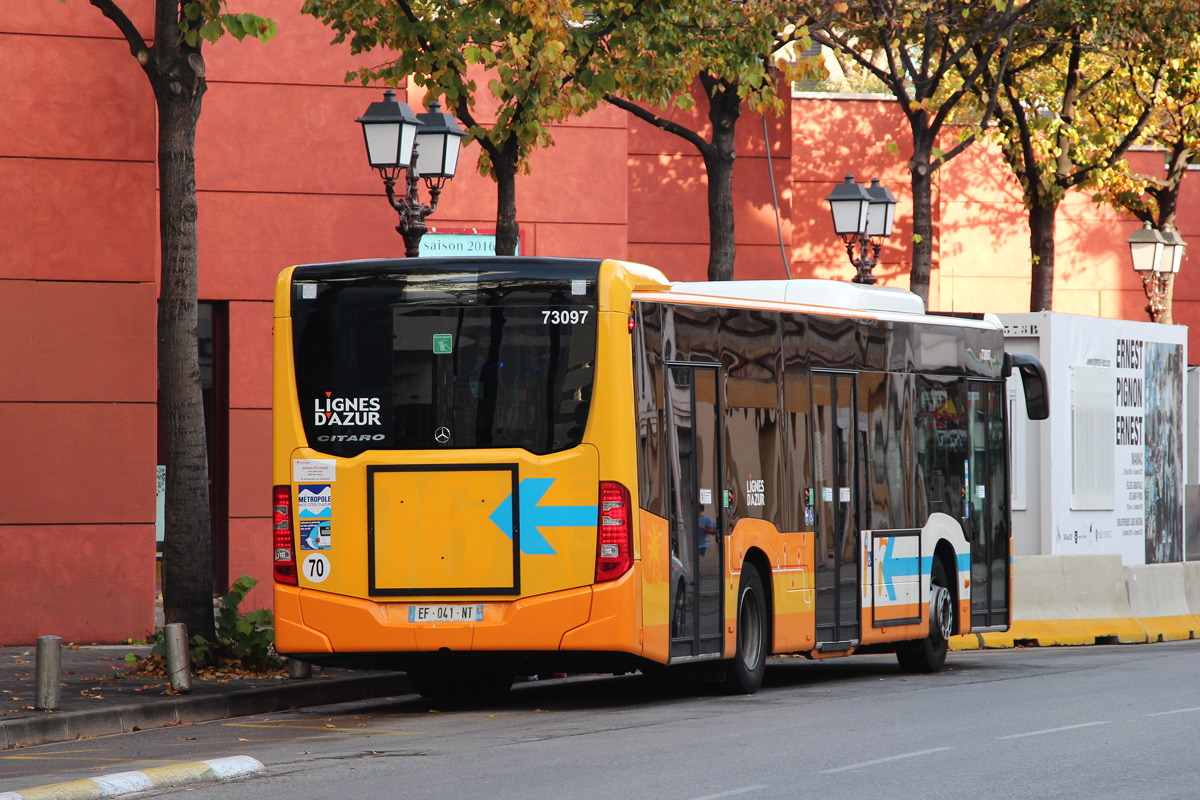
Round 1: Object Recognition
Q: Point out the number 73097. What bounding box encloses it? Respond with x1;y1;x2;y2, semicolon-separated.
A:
542;309;588;325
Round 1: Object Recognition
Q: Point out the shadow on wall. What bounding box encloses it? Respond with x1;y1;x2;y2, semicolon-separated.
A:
790;96;912;285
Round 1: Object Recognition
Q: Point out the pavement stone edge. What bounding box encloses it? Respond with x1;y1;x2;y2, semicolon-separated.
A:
0;672;409;751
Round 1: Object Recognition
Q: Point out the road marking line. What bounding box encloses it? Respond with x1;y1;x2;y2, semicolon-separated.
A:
821;747;953;774
1144;706;1200;717
223;723;424;735
685;785;768;800
998;721;1110;740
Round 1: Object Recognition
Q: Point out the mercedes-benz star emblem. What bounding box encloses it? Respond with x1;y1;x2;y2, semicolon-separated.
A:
434;427;451;444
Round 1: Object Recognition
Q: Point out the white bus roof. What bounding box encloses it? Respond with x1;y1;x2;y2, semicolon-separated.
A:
666;279;927;316
664;279;1002;330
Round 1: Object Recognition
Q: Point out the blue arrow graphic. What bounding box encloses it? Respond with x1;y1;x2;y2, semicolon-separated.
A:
879;537;921;602
878;540;972;601
488;478;597;556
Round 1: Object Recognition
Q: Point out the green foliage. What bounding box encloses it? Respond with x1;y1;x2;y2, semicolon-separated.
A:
303;0;654;181
814;0;1049;172
950;0;1200;306
1091;34;1200;225
180;1;276;46
976;0;1200;214
206;574;278;669
600;0;825;118
144;575;280;671
59;0;276;49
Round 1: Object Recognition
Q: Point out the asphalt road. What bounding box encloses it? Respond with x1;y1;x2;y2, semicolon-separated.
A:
4;641;1200;800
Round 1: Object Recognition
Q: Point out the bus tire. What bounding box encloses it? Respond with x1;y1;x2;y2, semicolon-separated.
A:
724;566;768;694
896;558;952;673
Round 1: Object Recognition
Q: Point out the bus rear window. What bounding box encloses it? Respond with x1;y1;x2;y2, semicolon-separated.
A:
291;267;598;457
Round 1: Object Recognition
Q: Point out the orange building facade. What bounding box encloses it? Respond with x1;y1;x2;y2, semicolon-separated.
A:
3;0;1195;643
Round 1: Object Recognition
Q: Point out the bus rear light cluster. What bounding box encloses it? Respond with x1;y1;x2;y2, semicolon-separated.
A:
596;481;633;582
273;485;298;585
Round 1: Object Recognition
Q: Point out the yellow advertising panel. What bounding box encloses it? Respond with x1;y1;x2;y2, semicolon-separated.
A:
370;466;518;593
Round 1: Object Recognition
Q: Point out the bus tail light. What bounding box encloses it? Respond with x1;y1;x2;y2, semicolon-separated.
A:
596;481;633;582
273;485;297;585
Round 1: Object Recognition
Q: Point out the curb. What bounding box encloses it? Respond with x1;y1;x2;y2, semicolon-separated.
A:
949;615;1199;650
0;755;264;800
0;673;409;751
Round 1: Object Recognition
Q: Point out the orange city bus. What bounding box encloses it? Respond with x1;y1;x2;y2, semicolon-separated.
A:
271;256;1048;697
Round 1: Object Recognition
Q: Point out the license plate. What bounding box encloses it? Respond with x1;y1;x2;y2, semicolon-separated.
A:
407;604;484;623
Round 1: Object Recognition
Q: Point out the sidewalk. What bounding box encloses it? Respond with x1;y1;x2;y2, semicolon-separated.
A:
0;645;409;750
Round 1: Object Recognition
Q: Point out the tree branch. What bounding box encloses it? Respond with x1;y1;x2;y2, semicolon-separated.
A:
88;0;153;76
453;97;503;167
603;93;712;157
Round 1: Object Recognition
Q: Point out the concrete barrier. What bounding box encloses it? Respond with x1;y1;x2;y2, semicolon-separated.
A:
1184;562;1200;629
1125;563;1197;642
953;554;1146;650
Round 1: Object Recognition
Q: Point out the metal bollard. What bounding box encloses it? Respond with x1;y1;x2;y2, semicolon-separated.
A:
163;623;192;693
287;658;312;679
35;635;62;711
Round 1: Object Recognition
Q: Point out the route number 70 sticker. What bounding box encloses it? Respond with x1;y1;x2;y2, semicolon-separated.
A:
303;553;330;583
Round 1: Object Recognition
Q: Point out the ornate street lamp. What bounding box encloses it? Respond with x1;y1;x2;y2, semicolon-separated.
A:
357;90;466;257
825;174;896;284
1127;221;1186;323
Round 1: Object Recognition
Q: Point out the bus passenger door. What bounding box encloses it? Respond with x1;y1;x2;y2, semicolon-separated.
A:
967;381;1010;629
812;372;861;648
665;363;724;661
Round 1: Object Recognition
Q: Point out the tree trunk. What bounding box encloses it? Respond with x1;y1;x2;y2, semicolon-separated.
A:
1028;202;1057;311
704;83;740;282
907;136;936;303
156;85;216;642
1156;143;1189;325
494;148;519;256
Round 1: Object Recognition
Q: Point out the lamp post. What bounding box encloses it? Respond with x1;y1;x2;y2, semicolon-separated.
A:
1127;221;1186;323
357;90;466;257
824;174;897;284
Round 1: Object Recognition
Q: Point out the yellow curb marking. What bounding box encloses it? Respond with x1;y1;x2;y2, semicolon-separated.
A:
0;756;263;800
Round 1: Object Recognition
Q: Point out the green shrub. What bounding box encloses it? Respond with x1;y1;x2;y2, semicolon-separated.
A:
141;575;281;672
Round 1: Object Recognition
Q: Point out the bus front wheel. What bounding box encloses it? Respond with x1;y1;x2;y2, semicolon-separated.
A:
896;558;952;673
724;566;768;694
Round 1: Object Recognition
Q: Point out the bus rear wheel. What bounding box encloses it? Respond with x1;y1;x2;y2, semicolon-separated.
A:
896;558;952;673
724;566;768;694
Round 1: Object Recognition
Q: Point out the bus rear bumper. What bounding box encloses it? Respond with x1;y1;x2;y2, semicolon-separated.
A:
274;571;641;658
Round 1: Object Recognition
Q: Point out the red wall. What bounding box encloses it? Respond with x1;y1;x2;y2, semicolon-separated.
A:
1;2;158;643
5;2;1198;642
